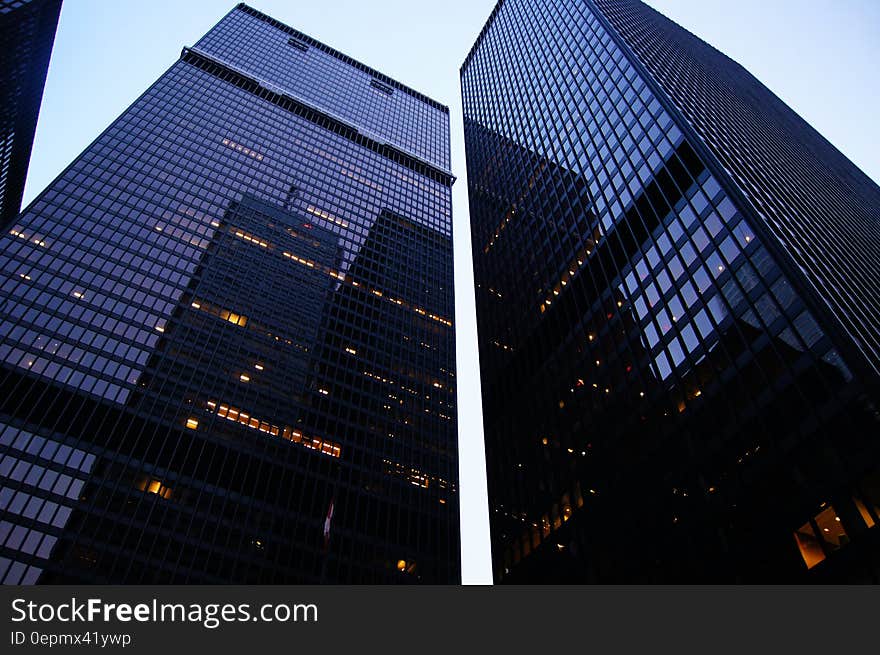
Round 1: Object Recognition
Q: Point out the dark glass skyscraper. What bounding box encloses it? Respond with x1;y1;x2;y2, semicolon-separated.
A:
462;0;880;582
0;0;62;227
0;3;459;584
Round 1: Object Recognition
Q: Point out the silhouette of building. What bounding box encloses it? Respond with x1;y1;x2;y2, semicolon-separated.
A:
0;0;62;227
462;0;880;582
0;3;458;584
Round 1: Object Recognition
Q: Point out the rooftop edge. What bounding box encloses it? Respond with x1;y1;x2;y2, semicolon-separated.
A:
461;0;504;74
238;3;450;114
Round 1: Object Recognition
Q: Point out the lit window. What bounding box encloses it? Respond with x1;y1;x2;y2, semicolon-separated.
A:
185;418;199;430
857;471;880;526
394;559;416;574
306;205;348;228
232;229;269;248
541;515;551;537
222;137;264;161
137;478;172;500
794;504;850;570
794;521;826;569
854;497;876;528
206;399;340;457
218;309;247;327
239;374;250;383
814;506;848;549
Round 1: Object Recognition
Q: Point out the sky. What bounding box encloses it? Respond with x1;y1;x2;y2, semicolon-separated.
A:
22;0;880;585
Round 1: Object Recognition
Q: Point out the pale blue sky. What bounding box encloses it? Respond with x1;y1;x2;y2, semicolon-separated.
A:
22;1;879;585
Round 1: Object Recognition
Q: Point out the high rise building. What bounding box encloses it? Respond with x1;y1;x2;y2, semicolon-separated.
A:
0;3;459;584
462;0;880;582
0;0;62;227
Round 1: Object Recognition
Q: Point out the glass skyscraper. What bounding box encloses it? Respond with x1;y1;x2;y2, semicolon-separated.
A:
462;0;880;582
0;0;62;227
0;3;459;584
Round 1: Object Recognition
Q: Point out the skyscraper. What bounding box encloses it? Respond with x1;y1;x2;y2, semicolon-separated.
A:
0;0;62;227
462;0;880;582
0;2;459;584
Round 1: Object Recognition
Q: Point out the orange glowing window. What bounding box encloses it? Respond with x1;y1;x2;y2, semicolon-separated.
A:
232;313;246;326
232;229;269;248
854;497;877;528
857;471;880;527
561;493;572;522
794;522;825;569
541;515;551;538
814;506;848;550
138;478;172;500
207;400;339;457
794;504;850;570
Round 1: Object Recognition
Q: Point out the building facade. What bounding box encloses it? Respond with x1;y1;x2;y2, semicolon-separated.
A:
0;0;62;227
462;0;880;582
0;3;459;584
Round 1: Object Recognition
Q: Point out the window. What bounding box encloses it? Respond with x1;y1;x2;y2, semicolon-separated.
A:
853;497;876;528
287;37;309;52
370;79;394;96
794;521;826;569
395;559;416;574
858;470;880;524
208;400;341;457
793;504;848;570
137;478;172;500
814;506;848;549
